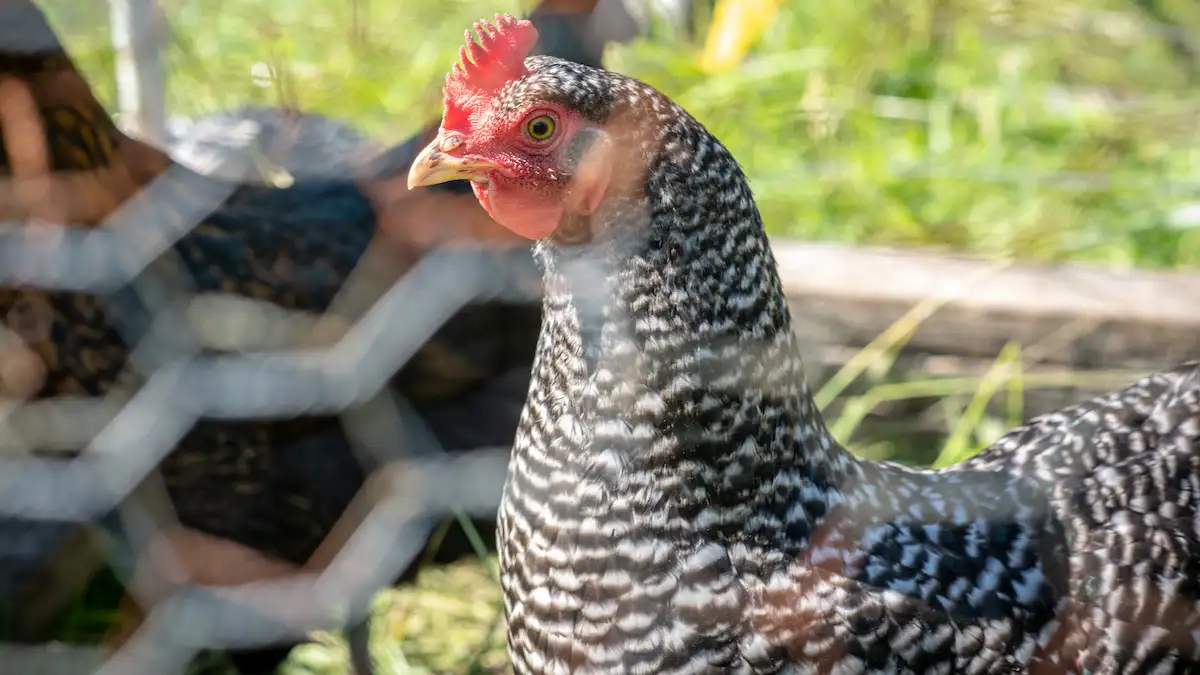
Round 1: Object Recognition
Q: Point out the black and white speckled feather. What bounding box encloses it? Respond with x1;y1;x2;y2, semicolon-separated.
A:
482;55;1200;675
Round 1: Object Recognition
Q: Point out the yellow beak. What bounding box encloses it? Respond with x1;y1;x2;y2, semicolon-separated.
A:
406;133;497;190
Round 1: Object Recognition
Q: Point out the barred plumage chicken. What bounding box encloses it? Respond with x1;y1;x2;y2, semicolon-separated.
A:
408;14;1200;674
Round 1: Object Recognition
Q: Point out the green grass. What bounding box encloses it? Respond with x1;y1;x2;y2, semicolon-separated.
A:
284;554;508;675
20;0;1200;672
38;0;1200;270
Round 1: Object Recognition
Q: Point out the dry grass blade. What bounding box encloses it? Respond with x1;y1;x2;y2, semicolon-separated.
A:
814;257;1012;411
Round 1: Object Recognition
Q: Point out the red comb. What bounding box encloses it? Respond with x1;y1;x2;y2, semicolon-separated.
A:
445;14;538;105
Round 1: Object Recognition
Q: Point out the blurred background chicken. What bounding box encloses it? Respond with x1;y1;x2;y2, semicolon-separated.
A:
0;1;643;673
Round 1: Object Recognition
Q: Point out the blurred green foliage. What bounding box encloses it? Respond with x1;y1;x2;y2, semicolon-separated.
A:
38;0;1200;270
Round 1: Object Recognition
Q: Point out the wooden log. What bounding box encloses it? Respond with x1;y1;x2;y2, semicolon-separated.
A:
774;239;1200;447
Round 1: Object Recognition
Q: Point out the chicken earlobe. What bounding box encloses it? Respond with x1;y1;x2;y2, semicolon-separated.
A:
560;127;614;218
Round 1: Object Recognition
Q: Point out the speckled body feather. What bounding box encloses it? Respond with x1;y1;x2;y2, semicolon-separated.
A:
491;55;1200;675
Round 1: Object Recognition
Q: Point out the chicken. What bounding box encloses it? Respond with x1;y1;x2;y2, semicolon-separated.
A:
407;14;1200;674
0;8;535;537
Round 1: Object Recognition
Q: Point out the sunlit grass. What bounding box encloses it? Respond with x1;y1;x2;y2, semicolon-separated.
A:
37;0;1200;269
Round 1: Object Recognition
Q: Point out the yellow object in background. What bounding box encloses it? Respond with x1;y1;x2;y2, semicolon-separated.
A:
699;0;787;74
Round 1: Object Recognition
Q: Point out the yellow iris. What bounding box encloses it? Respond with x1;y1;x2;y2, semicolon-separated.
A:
526;115;555;141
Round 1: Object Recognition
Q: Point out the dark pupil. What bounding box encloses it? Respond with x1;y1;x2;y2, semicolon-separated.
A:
531;119;550;137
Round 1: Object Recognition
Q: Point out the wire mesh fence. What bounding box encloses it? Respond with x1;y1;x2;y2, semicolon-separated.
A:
0;133;520;675
0;4;555;673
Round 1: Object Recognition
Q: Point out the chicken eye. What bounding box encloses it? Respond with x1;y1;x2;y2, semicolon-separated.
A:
525;115;556;142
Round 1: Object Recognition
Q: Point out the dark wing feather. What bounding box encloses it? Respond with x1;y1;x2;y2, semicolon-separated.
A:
953;362;1200;670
